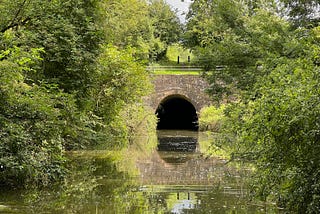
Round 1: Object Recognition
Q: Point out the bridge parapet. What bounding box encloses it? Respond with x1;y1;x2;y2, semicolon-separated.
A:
147;74;212;113
147;66;202;72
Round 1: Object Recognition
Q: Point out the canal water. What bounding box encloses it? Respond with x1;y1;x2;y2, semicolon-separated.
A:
0;130;281;213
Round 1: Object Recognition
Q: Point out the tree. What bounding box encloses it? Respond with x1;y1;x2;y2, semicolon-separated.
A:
0;40;68;187
101;0;153;61
148;0;182;61
0;0;104;96
230;30;320;210
90;45;152;147
185;0;276;100
279;0;320;26
185;0;320;211
0;0;155;188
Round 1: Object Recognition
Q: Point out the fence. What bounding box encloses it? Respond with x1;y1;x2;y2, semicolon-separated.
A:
147;66;203;72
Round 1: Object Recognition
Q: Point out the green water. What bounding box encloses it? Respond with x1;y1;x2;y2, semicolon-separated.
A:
0;130;281;213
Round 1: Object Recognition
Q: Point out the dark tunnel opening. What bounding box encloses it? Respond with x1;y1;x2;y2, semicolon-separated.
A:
156;95;198;131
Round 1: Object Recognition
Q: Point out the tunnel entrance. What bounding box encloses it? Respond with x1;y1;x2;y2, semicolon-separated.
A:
156;95;198;130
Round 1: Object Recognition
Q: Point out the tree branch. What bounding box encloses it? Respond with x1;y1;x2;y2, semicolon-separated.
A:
1;0;29;33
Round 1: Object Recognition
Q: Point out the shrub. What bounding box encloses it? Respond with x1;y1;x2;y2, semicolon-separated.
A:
199;105;226;131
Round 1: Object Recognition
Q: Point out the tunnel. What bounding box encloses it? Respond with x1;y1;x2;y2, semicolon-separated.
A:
156;95;198;130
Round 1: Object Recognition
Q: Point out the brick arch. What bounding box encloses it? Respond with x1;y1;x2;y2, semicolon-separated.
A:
147;75;212;113
156;92;199;113
158;93;195;107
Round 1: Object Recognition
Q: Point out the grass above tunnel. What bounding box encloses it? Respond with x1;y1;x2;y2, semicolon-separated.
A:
152;70;201;75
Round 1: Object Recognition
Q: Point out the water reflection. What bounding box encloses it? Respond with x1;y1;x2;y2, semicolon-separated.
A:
135;130;280;213
138;130;229;185
157;130;198;164
157;136;197;152
0;130;282;213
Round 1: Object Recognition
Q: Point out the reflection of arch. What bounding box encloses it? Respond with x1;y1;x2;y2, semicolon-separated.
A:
157;151;194;164
156;94;198;130
156;130;199;164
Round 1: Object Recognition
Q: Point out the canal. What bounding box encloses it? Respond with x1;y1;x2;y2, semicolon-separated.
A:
0;130;281;213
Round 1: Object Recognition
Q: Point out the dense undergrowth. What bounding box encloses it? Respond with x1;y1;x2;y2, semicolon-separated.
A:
0;0;178;188
189;1;320;212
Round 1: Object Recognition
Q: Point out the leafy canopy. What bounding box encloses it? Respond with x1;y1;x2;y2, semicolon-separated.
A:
186;0;320;212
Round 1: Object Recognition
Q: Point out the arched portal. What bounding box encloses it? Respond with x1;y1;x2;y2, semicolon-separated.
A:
156;95;198;130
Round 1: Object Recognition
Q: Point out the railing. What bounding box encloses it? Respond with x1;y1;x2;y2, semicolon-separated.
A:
147;66;203;72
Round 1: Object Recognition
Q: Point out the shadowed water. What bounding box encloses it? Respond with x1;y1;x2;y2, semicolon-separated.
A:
0;130;282;213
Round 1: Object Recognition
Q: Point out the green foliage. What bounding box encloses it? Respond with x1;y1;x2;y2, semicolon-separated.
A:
120;104;157;145
148;37;167;62
166;43;194;64
148;0;182;61
237;56;320;212
279;0;320;26
186;1;291;100
90;45;153;148
0;0;106;187
101;0;153;61
94;46;151;117
0;0;104;95
0;46;66;187
99;0;182;63
187;0;320;212
0;0;156;188
221;65;316;212
148;0;182;45
199;105;226;132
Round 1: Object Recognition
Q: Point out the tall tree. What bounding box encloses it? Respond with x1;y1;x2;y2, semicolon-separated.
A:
280;0;320;26
185;0;270;99
185;0;320;212
0;0;155;188
101;0;153;60
0;0;106;187
0;0;104;95
148;0;182;61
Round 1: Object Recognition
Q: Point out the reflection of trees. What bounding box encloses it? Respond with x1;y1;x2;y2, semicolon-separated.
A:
19;152;151;213
192;187;280;213
0;133;279;213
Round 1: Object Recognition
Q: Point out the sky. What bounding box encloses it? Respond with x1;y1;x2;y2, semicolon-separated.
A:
164;0;193;23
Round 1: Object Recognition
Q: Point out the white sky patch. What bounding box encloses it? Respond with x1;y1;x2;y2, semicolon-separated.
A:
165;0;193;23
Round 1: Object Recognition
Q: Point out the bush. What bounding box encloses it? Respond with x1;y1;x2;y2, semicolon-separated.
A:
199;105;226;131
0;59;67;187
